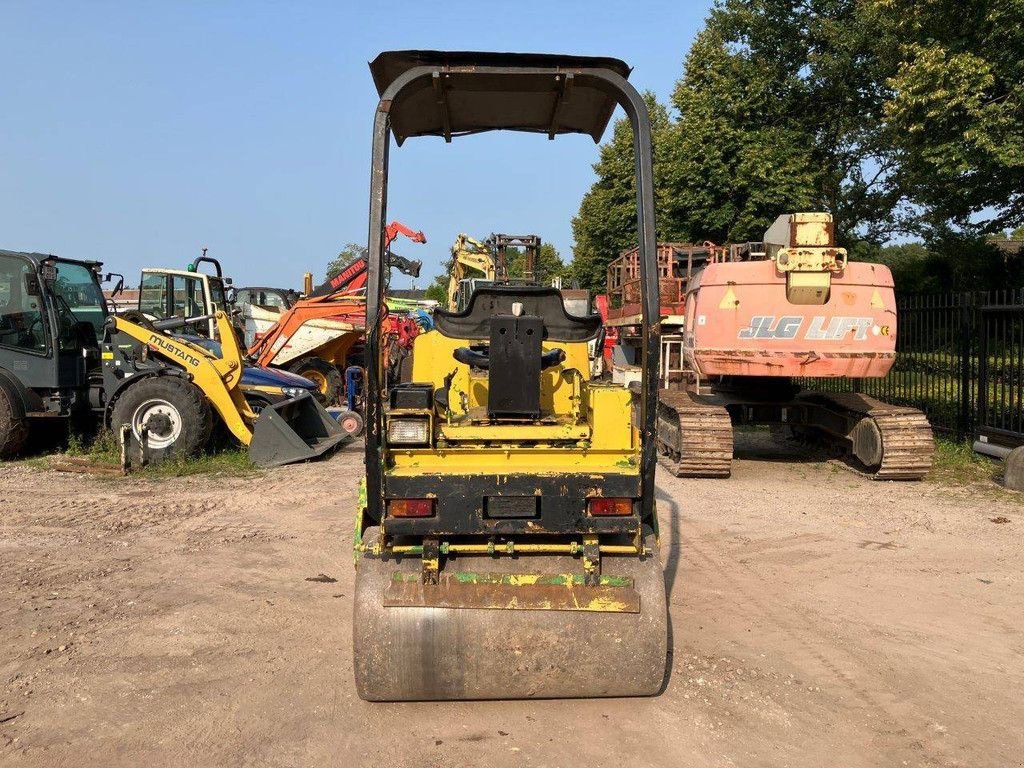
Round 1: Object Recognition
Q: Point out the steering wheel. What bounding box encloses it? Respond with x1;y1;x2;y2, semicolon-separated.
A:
453;344;566;370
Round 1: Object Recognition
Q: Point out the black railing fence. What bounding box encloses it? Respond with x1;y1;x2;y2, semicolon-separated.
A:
802;289;1024;446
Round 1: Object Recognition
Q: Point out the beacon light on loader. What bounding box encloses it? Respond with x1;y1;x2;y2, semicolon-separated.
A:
387;498;435;518
587;498;633;516
386;417;430;445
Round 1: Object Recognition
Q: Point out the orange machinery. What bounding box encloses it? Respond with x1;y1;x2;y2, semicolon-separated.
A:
651;213;934;480
246;222;426;411
685;222;897;379
603;242;714;387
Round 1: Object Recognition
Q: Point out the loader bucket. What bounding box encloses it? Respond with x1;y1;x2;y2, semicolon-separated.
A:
248;391;349;467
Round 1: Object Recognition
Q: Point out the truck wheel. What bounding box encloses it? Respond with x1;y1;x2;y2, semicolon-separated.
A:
0;382;29;458
244;394;273;417
111;377;212;461
288;358;343;405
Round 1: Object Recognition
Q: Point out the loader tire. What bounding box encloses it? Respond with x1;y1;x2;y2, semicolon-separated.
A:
0;382;29;459
288;358;343;405
111;376;212;462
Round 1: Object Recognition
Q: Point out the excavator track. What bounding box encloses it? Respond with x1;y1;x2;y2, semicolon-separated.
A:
656;390;733;478
798;391;935;480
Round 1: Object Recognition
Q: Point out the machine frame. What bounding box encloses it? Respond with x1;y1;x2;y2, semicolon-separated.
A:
361;53;661;531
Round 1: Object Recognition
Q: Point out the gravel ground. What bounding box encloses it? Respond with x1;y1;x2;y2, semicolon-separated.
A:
1;436;1021;768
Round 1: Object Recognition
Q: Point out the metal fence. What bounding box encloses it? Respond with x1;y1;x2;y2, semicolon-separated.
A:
803;289;1024;447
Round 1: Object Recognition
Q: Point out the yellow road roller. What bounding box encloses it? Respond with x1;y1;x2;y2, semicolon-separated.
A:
353;50;667;701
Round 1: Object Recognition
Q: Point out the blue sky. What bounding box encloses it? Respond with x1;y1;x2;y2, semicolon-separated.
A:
0;1;711;289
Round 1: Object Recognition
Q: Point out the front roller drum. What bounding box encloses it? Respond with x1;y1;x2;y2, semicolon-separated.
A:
353;536;668;701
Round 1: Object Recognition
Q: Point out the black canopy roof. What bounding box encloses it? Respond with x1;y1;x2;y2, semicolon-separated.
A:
369;50;632;145
433;285;602;342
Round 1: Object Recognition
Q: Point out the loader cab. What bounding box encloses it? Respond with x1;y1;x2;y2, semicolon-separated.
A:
0;250;106;400
137;261;232;339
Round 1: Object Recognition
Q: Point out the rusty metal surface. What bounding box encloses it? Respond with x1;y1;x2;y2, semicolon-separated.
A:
383;572;640;613
353;534;668;701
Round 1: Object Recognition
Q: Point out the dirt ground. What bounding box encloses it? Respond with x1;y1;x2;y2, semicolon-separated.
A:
1;436;1022;768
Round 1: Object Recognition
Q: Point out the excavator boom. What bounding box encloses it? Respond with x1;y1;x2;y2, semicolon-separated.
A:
246;226;426;407
309;221;426;298
447;233;497;310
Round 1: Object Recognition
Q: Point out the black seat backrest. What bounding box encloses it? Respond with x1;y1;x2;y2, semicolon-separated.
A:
434;284;600;342
487;314;542;419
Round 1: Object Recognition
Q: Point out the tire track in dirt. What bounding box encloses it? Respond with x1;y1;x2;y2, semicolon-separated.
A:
668;501;971;766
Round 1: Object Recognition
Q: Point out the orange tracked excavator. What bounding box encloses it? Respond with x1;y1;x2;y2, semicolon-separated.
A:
653;212;934;479
246;222;426;408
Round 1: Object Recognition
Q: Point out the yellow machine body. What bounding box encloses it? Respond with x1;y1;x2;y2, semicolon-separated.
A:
112;312;259;445
386;329;637;476
352;50;667;702
446;234;497;310
109;312;346;467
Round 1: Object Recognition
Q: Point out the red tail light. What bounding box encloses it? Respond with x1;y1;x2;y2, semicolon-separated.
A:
588;497;632;516
388;498;434;518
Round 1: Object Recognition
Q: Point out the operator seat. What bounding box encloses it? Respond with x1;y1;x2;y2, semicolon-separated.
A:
436;285;599;420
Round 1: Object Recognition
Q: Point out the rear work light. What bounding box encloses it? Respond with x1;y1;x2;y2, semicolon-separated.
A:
387;498;435;518
387;418;430;446
587;497;633;516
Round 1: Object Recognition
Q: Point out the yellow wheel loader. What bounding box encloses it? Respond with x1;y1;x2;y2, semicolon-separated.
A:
352;51;667;701
103;310;347;467
0;251;344;467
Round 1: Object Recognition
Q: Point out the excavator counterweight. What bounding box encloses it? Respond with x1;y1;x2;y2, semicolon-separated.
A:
650;212;935;480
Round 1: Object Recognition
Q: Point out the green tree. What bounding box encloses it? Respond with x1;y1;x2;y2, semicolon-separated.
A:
505;243;567;284
665;19;817;243
869;0;1024;233
666;0;921;244
569;94;681;293
856;235;1020;294
325;243;366;281
854;241;935;293
423;281;447;304
569;0;1023;293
